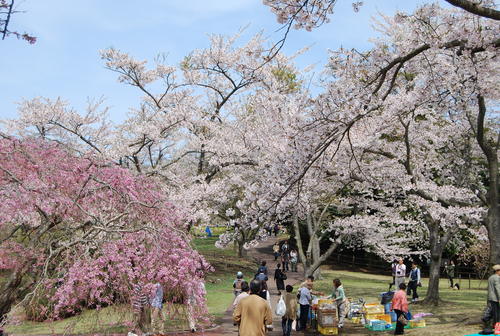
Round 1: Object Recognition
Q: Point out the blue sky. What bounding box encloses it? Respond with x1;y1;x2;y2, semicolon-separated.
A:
1;0;434;122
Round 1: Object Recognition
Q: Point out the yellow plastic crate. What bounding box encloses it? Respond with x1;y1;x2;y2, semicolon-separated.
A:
318;299;334;305
318;325;338;335
410;319;426;328
364;303;385;314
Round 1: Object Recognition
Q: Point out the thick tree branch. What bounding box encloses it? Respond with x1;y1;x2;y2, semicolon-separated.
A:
445;0;500;20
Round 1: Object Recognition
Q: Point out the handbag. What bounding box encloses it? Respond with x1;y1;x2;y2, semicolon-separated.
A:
398;313;409;326
281;273;288;280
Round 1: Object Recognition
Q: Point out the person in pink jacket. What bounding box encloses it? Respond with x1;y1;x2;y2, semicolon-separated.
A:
392;283;409;335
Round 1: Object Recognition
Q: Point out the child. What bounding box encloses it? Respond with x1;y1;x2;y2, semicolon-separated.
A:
282;285;297;336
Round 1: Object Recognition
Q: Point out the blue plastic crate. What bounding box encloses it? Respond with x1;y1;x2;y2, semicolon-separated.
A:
371;320;386;331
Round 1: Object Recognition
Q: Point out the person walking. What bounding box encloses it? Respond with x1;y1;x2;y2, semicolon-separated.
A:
233;281;250;309
407;262;421;303
273;242;281;261
150;282;164;334
257;261;269;277
444;260;456;288
282;285;297;336
233;280;273;336
187;272;206;333
233;271;245;297
281;249;290;272
258;280;270;301
290;249;298;272
392;283;409;335
273;224;280;236
394;258;406;289
297;282;313;331
281;240;289;254
274;263;286;295
131;283;151;335
256;269;268;283
479;264;500;335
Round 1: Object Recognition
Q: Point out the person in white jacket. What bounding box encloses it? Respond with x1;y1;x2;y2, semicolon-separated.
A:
394;257;406;289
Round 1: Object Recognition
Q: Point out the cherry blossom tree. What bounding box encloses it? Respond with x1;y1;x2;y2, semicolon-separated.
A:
4;33;315;255
0;0;36;43
0;136;210;324
263;0;499;29
256;3;500;268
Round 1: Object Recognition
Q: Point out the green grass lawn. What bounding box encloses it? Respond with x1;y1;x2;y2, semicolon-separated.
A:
4;305;132;334
312;268;488;336
5;237;255;335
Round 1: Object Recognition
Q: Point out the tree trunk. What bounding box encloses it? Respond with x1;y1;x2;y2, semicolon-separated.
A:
485;173;500;265
310;235;322;279
488;219;500;265
293;213;338;279
424;252;442;305
0;269;24;318
476;95;500;265
237;239;247;258
422;212;454;306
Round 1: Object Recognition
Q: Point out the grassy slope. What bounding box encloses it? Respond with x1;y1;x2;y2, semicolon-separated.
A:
192;237;256;319
6;236;256;335
314;268;487;336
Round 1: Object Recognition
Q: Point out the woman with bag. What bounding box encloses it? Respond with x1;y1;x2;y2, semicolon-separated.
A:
274;263;286;295
392;283;409;335
281;285;297;336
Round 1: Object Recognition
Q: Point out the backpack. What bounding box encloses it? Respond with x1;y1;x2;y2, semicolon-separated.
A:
258;266;267;274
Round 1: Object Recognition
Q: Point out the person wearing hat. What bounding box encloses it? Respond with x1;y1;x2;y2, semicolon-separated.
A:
480;264;500;335
233;281;250;309
233;271;245;297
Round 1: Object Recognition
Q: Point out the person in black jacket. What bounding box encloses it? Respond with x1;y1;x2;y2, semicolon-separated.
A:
274;263;286;295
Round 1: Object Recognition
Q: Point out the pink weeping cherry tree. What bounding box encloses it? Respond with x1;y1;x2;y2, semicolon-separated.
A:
0;136;211;322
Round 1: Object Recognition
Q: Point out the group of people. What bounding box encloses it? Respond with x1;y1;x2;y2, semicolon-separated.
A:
273;240;298;273
389;258;422;303
131;280;204;335
232;265;351;336
387;258;500;335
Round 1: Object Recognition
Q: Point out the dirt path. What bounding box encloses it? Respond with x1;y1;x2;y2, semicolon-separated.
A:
207;236;304;335
204;237;423;336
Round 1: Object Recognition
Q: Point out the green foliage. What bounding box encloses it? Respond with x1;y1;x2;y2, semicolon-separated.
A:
271;67;301;93
379;132;402;142
414;113;427;122
401;71;417;81
180;55;193;70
